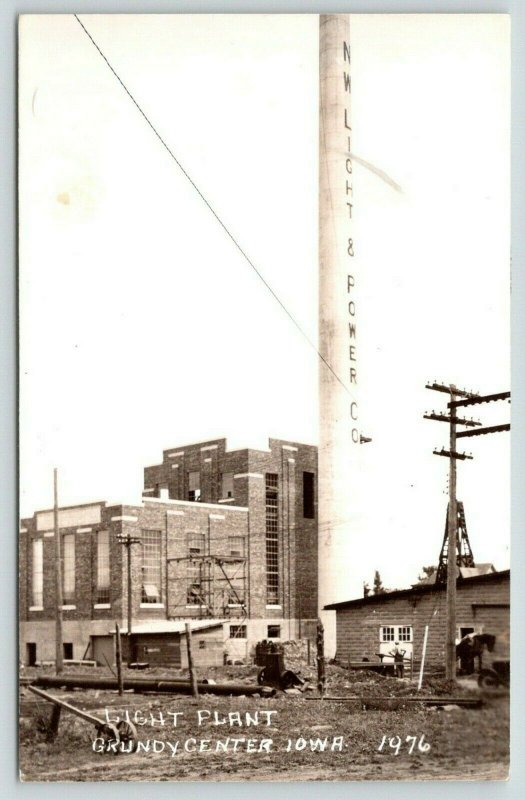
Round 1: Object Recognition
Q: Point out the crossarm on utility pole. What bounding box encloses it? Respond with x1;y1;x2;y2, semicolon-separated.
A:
456;424;510;438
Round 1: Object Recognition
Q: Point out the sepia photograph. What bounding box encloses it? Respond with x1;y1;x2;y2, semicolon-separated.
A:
18;13;510;781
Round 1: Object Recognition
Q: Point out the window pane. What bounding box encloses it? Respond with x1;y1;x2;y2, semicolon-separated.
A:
381;627;395;642
221;472;234;499
266;473;279;604
228;536;245;557
96;530;110;603
229;625;247;639
62;534;75;603
32;539;43;607
141;529;162;603
303;472;315;518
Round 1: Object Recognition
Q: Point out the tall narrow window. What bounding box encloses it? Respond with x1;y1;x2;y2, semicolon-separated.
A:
141;529;162;603
62;534;75;604
265;473;279;605
221;472;234;499
32;539;43;607
96;530;110;604
188;471;201;502
303;471;315;518
62;533;75;605
187;532;205;605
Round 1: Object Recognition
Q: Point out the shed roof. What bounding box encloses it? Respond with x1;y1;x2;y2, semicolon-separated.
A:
324;569;510;611
117;619;225;635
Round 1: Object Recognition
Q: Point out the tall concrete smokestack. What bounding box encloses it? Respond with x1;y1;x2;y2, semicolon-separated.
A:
319;14;361;656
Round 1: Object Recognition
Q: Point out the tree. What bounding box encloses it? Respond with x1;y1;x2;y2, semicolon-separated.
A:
418;565;437;582
373;570;386;595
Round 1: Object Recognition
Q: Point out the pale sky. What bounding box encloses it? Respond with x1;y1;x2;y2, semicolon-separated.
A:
19;14;510;598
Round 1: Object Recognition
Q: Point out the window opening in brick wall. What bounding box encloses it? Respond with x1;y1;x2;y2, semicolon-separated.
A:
303;471;315;519
187;532;205;555
186;532;205;605
265;473;279;605
26;642;37;667
188;471;201;502
141;529;162;603
230;625;247;639
221;472;234;499
63;642;73;659
31;538;43;607
267;625;281;638
62;533;75;604
228;536;245;558
96;530;110;604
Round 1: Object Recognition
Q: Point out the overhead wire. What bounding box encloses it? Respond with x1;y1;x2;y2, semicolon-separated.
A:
74;14;352;400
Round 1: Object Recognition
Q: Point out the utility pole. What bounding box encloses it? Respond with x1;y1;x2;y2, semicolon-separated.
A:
54;468;64;675
115;622;124;696
117;531;141;667
185;623;199;699
446;385;458;682
424;382;510;680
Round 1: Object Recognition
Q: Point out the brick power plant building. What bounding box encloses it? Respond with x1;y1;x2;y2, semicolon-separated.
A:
19;437;318;667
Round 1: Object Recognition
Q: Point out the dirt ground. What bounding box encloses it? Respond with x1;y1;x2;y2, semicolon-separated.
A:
19;658;509;783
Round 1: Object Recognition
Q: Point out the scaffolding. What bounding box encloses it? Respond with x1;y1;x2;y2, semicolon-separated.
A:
167;553;248;621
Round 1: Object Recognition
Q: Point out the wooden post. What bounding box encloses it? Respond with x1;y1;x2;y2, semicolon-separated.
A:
54;468;64;675
126;543;133;667
418;625;429;691
115;622;124;696
446;388;458;681
47;703;62;741
185;623;199;698
316;619;326;696
307;638;311;666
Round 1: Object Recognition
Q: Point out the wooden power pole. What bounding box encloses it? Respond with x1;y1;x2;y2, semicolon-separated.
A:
424;382;510;680
446;386;458;681
54;468;64;675
185;623;199;699
117;531;142;666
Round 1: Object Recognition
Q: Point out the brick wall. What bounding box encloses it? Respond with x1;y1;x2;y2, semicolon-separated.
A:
333;572;510;667
20;437;320;663
143;437;319;632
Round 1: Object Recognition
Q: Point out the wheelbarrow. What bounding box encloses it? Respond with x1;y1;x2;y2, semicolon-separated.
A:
26;684;138;753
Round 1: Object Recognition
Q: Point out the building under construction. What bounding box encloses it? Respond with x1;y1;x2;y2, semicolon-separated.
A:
19;437;318;667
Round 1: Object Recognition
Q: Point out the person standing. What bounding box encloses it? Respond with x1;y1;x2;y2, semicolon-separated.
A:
389;642;406;678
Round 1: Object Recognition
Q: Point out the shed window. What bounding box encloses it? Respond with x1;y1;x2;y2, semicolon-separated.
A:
230;625;247;639
381;626;412;643
381;627;395;642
